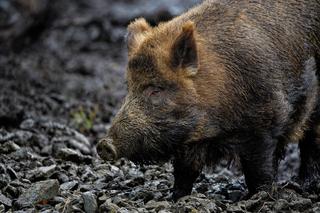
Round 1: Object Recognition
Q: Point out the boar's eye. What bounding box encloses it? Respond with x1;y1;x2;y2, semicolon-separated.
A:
145;86;162;97
149;89;161;96
144;86;164;105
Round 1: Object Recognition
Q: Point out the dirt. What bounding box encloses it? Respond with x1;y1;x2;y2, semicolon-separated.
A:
0;0;319;212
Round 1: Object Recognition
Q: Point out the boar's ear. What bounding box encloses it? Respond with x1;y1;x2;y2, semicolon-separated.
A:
127;18;151;54
171;21;198;76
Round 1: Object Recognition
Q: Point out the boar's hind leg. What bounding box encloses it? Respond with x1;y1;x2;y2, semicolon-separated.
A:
298;53;320;192
299;109;320;192
240;135;277;196
172;157;202;201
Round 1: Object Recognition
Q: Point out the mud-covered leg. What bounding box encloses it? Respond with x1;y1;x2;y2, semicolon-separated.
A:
172;157;202;201
240;135;277;196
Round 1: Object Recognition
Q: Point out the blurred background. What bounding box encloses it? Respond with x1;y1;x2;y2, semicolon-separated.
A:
0;0;200;138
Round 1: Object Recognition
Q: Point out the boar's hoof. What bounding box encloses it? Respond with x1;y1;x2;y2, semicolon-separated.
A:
172;190;189;202
96;138;117;161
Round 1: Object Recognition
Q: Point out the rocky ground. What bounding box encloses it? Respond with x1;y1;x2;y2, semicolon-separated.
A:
0;0;320;212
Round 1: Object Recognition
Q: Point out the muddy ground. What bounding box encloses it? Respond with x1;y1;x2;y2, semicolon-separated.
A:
0;0;319;212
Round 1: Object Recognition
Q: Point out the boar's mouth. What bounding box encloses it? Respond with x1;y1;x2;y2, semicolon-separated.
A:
120;138;174;165
122;121;195;164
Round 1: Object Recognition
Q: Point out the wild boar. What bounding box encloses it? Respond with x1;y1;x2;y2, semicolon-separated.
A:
97;0;320;201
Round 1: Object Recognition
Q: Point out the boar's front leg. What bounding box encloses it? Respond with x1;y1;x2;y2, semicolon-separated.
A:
239;135;277;196
172;155;202;201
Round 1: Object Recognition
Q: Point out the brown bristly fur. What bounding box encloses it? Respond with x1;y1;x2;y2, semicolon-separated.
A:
97;0;320;201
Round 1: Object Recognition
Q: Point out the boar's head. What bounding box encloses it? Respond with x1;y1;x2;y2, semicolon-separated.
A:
97;18;225;163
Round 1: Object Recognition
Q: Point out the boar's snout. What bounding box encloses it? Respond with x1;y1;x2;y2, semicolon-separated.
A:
96;138;118;161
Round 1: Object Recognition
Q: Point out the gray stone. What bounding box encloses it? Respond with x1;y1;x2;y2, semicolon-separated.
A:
79;184;94;192
10;148;36;161
38;164;57;175
226;203;247;213
57;172;69;183
6;166;18;180
14;209;36;213
53;136;91;155
67;137;91;155
203;201;221;213
41;145;52;155
82;191;97;213
117;208;131;213
99;201;120;212
15;179;59;209
20;119;35;130
158;210;172;213
20;179;32;185
4;184;19;197
27;164;57;180
10;180;29;188
0;141;20;153
56;148;92;163
290;198;312;211
52;196;65;204
145;201;170;211
12;130;33;146
82;166;97;180
273;199;289;211
0;164;5;174
0;192;12;207
0;174;9;189
60;180;78;191
175;194;222;213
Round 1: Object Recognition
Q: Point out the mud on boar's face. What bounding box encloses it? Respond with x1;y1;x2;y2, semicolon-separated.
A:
97;19;212;163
